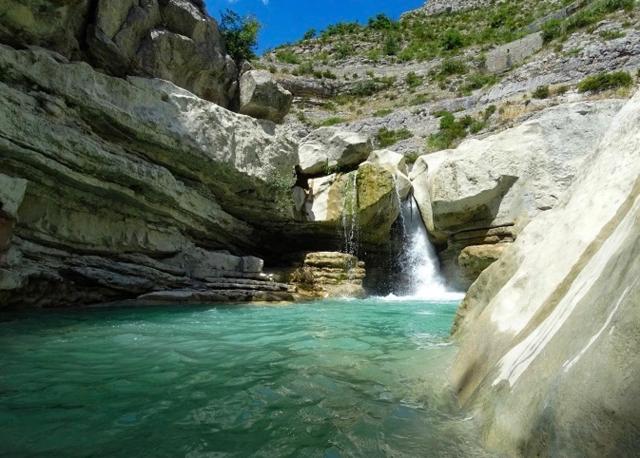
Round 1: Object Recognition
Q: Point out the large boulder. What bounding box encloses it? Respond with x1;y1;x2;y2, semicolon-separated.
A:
450;89;640;456
411;99;623;288
299;127;373;175
239;70;293;123
368;149;411;199
356;162;401;244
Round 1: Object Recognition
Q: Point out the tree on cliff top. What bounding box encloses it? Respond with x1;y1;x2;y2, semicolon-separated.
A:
219;9;261;63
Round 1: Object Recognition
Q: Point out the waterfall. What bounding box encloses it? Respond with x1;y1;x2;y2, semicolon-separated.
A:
394;197;463;301
341;173;359;257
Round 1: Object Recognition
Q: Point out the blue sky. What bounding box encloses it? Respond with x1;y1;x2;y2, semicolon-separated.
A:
206;0;426;54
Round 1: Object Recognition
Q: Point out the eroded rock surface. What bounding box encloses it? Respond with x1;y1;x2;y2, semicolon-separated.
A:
299;127;373;175
0;45;298;308
0;0;238;107
451;89;640;456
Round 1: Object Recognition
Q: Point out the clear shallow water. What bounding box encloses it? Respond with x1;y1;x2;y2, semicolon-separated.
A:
0;298;485;457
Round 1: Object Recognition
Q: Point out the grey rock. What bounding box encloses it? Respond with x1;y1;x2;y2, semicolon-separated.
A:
239;70;293;123
0;46;297;308
298;127;373;175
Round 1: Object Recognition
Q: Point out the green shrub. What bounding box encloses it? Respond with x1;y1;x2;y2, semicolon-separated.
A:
411;93;431;105
321;21;362;38
376;128;414;147
532;85;550;99
599;30;625;40
462;72;497;93
335;43;354;59
369;14;395;30
275;49;300;64
542;18;564;42
440;58;467;76
373;108;393;117
404;151;420;164
405;71;424;88
322;70;338;79
350;80;381;97
441;28;464;50
483;104;497;120
577;71;633;93
427;110;485;151
303;29;317;40
384;35;401;56
319;117;346;127
555;85;570;95
219;9;260;63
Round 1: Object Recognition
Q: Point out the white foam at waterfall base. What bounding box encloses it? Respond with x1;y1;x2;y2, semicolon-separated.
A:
385;198;464;302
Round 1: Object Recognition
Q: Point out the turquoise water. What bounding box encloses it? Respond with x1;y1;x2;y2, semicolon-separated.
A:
0;298;484;457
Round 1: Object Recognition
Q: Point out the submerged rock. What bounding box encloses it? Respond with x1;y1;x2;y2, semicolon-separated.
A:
239;70;293;123
451;89;640;456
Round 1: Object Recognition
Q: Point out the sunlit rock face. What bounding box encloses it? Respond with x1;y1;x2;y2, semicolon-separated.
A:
239;70;293;123
0;0;238;107
307;162;400;245
0;45;298;308
450;90;640;456
298;127;373;175
410;99;623;288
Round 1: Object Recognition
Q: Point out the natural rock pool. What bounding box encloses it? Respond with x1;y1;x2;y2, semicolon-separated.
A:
0;298;486;457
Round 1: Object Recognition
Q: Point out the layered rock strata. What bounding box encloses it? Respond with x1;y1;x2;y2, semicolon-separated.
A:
0;45;298;308
290;252;366;299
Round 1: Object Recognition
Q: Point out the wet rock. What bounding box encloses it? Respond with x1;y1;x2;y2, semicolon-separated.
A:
290;252;366;299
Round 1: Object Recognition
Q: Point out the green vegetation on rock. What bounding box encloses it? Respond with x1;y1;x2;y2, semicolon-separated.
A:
577;71;633;93
532;85;551;99
427;111;486;151
542;0;635;42
375;128;414;147
219;9;260;63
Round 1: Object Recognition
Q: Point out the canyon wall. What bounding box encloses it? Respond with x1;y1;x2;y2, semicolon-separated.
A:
450;89;640;456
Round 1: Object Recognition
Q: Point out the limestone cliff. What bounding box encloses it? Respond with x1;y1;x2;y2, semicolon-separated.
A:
0;44;304;307
450;89;640;456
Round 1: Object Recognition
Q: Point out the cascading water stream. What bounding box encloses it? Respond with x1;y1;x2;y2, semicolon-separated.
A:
340;173;360;277
393;197;464;301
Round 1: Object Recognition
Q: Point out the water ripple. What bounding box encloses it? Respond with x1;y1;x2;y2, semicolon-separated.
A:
0;298;487;457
